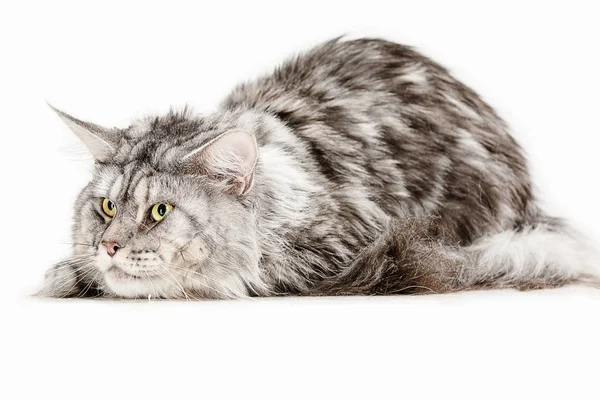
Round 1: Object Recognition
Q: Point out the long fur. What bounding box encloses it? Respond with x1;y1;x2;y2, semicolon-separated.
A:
313;217;600;295
40;38;600;299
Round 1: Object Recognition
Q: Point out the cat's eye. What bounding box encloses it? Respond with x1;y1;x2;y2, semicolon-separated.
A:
150;203;173;222
101;198;116;217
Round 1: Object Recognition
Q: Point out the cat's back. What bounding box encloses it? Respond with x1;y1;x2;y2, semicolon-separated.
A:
223;38;441;110
224;38;535;242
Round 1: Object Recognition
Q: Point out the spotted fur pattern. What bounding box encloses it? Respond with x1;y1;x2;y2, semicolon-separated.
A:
40;38;600;299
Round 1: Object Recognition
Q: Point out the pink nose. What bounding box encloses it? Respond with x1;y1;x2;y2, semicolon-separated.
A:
101;241;121;257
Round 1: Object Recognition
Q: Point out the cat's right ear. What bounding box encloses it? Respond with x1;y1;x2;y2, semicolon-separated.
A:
182;130;258;196
48;104;118;162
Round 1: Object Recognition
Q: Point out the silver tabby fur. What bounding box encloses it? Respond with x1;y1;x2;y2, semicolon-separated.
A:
40;38;600;299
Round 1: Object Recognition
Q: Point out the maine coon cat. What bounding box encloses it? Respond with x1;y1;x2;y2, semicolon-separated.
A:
40;38;600;299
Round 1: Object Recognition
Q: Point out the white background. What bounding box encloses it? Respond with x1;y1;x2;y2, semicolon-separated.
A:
1;1;599;399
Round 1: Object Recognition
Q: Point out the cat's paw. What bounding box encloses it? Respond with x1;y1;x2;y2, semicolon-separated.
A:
37;261;81;298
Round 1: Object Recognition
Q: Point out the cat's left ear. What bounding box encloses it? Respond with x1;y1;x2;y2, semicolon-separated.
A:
48;104;118;162
183;130;258;196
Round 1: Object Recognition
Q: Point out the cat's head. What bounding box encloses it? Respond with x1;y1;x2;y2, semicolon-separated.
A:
47;106;264;299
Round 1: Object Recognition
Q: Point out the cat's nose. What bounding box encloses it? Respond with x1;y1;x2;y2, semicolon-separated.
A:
101;241;121;257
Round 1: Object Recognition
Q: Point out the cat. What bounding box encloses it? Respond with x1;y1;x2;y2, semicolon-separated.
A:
39;38;600;299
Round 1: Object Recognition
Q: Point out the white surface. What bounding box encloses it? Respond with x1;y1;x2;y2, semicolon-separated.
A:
1;1;599;399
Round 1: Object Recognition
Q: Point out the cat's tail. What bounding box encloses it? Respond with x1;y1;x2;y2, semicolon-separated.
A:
312;216;600;295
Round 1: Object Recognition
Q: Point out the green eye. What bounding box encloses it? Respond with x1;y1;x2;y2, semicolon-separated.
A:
101;198;116;217
150;203;173;222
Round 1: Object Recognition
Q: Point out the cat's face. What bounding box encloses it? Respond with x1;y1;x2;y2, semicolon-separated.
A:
55;108;262;299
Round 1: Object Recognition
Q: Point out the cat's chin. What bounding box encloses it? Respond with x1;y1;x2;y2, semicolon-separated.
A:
104;266;164;299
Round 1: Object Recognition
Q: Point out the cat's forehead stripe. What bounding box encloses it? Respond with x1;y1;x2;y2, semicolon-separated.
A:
115;167;136;203
132;176;149;206
93;167;120;197
109;175;124;199
127;169;150;204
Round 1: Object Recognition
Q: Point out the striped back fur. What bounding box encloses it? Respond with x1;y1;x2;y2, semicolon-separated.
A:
39;38;599;299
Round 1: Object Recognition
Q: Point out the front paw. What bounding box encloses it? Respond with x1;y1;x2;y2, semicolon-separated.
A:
37;261;81;298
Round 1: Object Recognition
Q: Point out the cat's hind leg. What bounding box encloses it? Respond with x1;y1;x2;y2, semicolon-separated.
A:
311;216;600;296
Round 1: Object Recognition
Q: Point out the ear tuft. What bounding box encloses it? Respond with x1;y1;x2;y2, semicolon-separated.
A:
185;130;258;195
48;103;117;162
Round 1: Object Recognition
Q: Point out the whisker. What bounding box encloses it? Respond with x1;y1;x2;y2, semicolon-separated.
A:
167;263;248;300
158;264;192;301
145;273;162;300
167;267;228;299
60;241;97;248
154;268;201;301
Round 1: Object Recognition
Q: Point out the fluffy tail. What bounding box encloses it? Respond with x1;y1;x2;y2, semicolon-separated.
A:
313;216;600;295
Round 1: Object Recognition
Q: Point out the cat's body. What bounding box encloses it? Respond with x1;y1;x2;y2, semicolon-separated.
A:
41;38;599;299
